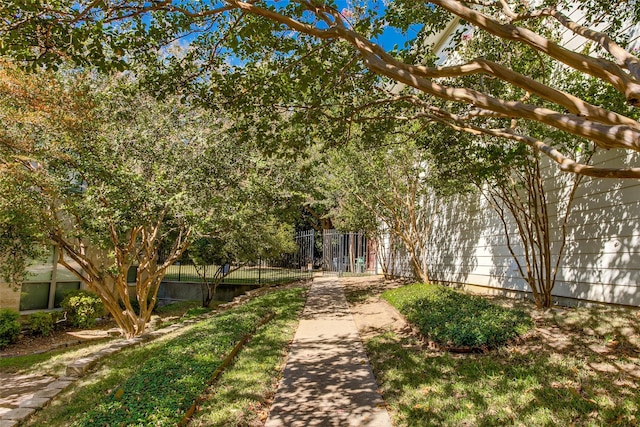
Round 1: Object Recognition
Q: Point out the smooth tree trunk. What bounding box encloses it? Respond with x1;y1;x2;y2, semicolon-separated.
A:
485;151;585;309
53;223;190;338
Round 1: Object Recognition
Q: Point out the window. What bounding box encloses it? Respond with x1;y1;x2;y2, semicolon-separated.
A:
19;246;83;311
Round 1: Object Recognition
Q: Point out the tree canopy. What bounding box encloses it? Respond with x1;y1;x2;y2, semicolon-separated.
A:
0;64;301;336
2;1;640;177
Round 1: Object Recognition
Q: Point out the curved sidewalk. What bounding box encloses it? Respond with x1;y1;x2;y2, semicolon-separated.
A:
265;277;392;427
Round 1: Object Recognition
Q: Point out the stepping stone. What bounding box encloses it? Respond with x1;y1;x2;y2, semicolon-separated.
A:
0;419;19;427
33;389;62;399
19;397;49;409
47;380;73;390
108;342;129;349
1;407;35;421
66;361;92;377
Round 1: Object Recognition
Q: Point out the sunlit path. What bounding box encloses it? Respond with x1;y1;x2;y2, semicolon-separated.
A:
265;277;392;427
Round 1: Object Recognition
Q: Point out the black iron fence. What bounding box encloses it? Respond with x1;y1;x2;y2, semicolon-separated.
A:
160;230;315;286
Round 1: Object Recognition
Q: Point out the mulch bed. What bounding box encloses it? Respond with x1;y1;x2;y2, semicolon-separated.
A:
1;318;117;357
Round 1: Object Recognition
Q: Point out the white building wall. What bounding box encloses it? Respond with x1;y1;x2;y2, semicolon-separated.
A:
423;149;640;306
381;6;639;306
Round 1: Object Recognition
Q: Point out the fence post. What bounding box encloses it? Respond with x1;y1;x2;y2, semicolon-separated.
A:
258;257;262;285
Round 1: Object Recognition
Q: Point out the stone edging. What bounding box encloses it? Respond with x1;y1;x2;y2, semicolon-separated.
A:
0;377;77;427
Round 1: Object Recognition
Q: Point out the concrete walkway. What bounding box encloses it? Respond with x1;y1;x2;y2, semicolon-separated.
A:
0;374;76;427
265;277;393;427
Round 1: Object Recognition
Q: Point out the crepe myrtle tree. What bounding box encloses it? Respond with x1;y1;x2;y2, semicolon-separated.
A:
353;22;600;308
327;139;449;284
485;145;590;309
2;0;640;178
0;66;258;337
426;122;592;309
435;29;596;309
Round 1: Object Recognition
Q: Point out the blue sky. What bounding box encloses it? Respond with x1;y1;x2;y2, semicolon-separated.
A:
162;0;421;60
276;0;420;51
333;0;421;50
375;25;420;50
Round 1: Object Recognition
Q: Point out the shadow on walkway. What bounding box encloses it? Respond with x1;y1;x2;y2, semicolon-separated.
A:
265;277;392;427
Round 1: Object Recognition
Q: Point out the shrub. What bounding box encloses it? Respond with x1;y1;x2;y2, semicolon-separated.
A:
28;311;54;336
61;290;105;328
383;283;533;350
0;308;21;349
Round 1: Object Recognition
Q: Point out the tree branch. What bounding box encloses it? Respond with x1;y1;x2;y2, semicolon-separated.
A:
511;7;640;82
428;0;640;105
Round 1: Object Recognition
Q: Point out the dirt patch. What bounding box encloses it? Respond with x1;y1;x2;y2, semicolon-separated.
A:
342;276;413;340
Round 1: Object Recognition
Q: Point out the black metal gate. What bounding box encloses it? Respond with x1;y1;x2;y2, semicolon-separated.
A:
321;229;372;275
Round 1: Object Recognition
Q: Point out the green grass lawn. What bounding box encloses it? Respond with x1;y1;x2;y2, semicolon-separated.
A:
349;282;639;427
23;287;306;426
367;332;638;426
188;296;304;425
0;341;113;375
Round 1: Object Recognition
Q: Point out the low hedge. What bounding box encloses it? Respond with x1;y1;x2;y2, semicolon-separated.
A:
383;283;533;350
73;287;305;426
0;308;21;349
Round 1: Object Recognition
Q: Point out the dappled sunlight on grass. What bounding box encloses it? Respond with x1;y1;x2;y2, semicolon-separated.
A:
345;279;639;426
189;312;303;426
367;331;638;426
551;305;640;351
1;299;216;376
0;338;116;376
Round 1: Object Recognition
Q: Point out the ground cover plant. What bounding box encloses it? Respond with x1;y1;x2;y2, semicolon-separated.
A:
188;290;305;425
383;283;533;349
24;287;305;427
344;279;639;427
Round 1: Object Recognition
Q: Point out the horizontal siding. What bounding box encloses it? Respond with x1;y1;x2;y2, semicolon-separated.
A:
386;11;640;305
387;150;640;306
